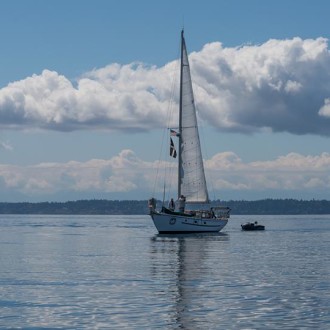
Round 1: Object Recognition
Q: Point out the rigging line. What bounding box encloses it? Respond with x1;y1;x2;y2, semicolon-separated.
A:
164;67;180;205
162;181;166;206
162;37;181;203
167;33;181;127
167;36;181;132
166;148;176;203
151;39;180;200
151;124;166;198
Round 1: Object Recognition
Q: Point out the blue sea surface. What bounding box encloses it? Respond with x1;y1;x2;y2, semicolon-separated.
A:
0;214;329;329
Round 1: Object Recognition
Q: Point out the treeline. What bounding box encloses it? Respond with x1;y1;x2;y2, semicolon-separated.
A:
223;199;330;215
0;200;149;215
0;199;330;215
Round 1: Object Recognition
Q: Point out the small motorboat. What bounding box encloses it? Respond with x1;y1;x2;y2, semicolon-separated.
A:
241;221;265;231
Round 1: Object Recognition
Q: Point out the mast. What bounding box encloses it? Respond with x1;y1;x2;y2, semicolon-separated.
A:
178;29;184;199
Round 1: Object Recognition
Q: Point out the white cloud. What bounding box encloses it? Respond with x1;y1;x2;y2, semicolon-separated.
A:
0;140;12;151
1;37;330;135
0;150;154;199
284;80;302;93
319;98;330;117
0;64;174;132
0;150;329;201
191;37;330;135
205;152;330;193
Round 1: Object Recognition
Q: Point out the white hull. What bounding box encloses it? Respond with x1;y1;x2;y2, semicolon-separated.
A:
150;211;228;233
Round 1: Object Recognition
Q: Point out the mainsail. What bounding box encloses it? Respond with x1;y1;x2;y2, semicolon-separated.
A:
178;30;209;203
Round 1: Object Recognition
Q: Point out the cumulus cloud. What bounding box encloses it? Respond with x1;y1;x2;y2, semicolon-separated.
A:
1;37;330;135
0;64;174;132
205;151;330;193
191;37;330;135
318;98;330;117
0;149;156;199
0;149;329;201
0;140;12;151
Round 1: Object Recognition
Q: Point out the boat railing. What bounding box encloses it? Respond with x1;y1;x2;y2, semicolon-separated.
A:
212;206;231;219
151;202;230;220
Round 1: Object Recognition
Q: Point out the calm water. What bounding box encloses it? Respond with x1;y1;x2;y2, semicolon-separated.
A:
0;214;329;329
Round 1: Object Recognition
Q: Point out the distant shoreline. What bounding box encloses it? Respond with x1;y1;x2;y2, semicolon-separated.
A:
0;199;330;215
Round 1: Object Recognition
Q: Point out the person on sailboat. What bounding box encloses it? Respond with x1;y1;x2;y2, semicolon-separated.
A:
169;198;175;211
148;197;156;213
178;195;186;213
211;208;216;218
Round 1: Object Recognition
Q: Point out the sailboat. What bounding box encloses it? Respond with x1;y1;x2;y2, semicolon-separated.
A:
148;30;230;233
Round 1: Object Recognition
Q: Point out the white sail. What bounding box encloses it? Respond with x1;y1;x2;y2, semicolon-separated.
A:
178;31;209;203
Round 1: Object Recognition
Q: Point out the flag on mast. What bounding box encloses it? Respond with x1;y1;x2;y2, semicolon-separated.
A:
170;138;177;158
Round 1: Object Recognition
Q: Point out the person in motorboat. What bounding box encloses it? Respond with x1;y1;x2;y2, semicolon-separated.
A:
241;221;265;230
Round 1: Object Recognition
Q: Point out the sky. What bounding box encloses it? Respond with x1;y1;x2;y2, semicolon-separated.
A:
1;0;330;202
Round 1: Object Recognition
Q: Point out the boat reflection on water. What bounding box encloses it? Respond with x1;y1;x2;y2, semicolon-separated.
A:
149;233;229;328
